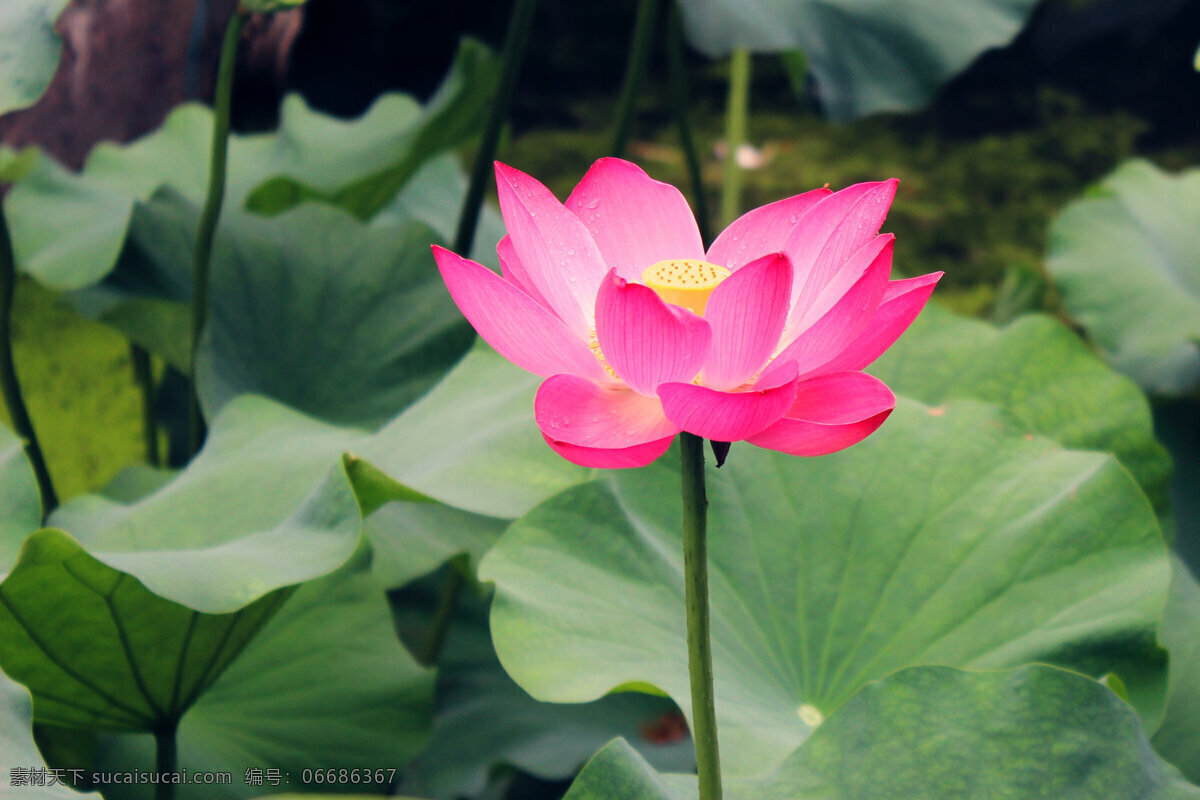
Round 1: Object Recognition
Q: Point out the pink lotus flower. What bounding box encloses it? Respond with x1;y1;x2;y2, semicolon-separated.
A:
432;158;941;469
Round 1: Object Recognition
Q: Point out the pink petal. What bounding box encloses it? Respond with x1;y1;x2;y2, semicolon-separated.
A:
494;162;608;337
434;246;609;382
817;272;943;373
595;270;712;396
706;188;832;271
701;252;793;390
748;371;896;456
566;158;705;281
784;180;898;329
658;364;799;442
542;433;674;468
535;373;680;448
497;234;551;309
761;235;893;384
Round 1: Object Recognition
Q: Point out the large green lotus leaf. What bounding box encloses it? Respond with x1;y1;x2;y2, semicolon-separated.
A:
396;581;693;798
245;39;497;220
1;423;41;571
65;157;501;387
565;666;1200;800
674;0;1039;121
870;304;1172;503
0;665;101;799
0;0;69;115
483;400;1170;777
0;528;288;732
47;395;363;613
5;38;493;291
92;556;434;800
1153;557;1200;781
1046;159;1200;396
106;187;473;427
357;344;588;520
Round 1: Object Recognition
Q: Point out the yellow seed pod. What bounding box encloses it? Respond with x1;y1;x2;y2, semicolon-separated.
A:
641;259;731;315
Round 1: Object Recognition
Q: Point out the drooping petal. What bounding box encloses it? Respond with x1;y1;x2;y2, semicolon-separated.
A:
595;271;711;396
658;363;799;442
784;179;898;327
706;187;832;271
748;371;896;456
566;158;705;281
535;374;680;448
434;246;609;382
815;272;943;374
494;162;609;337
497;234;551;309
701;252;793;390
542;433;674;469
761;235;893;384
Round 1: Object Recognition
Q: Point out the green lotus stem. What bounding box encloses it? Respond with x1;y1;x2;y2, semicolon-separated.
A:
154;721;178;800
720;49;751;226
610;0;660;158
680;432;722;800
0;204;57;514
454;0;539;256
667;5;711;245
189;8;246;455
417;560;466;666
130;344;160;467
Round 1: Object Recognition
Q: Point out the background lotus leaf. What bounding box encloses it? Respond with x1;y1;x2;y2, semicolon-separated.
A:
0;528;288;732
396;580;693;799
1153;557;1200;782
0;0;70;115
46;395;363;613
1046;159;1200;396
1;423;41;571
91;556;434;800
364;503;508;590
355;345;587;520
4;38;495;291
870;304;1171;503
0;664;101;799
674;0;1040;121
101;187;474;428
1155;399;1200;570
563;666;1200;799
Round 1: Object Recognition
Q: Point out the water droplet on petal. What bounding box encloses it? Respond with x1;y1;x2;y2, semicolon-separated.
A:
585;198;600;209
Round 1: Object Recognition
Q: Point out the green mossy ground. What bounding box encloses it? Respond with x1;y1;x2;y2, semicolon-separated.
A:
6;84;1196;502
